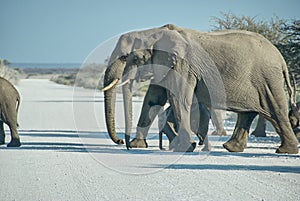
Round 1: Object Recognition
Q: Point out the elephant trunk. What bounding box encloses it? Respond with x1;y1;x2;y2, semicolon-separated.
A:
103;59;126;145
122;82;133;149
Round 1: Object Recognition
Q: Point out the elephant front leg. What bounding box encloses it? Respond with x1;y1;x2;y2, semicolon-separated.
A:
223;112;257;152
0;121;5;145
169;90;196;152
130;85;167;148
196;104;211;151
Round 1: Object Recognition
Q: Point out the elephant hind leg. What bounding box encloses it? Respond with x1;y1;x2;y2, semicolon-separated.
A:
4;108;21;147
250;115;267;137
262;86;298;154
269;116;299;154
223;112;258;152
7;122;21;147
0;121;5;145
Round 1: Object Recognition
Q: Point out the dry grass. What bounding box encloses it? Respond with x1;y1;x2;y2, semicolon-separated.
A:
0;63;22;84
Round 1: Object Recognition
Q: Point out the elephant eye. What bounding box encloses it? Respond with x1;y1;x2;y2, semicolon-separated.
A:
120;55;127;61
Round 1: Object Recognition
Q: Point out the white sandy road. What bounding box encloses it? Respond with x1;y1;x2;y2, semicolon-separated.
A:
0;79;299;201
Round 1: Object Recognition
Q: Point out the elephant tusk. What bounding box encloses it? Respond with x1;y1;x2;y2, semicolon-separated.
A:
117;79;130;88
102;79;119;92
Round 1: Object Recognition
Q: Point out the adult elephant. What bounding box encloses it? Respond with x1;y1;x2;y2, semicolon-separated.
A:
102;24;299;154
0;77;21;147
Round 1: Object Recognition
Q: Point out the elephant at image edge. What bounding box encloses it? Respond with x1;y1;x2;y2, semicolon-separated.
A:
102;24;299;154
0;77;21;147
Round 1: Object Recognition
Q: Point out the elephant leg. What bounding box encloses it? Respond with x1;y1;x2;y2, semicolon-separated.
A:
7;122;21;147
0;121;5;145
263;87;298;154
131;85;167;148
169;87;197;152
4;105;21;147
211;109;227;136
294;127;300;141
270;115;299;154
250;115;267;137
160;121;178;150
195;103;211;151
223;112;258;152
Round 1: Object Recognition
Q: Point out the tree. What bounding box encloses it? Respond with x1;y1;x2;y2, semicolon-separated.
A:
211;12;300;84
277;20;300;82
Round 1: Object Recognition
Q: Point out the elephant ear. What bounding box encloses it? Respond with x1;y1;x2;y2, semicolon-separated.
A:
107;33;136;66
108;27;167;66
152;29;188;58
152;28;227;109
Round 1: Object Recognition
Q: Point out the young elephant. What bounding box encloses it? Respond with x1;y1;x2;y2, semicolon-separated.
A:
158;103;211;151
0;77;21;147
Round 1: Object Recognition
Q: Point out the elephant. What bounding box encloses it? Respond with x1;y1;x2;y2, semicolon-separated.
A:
158;102;212;151
0;77;21;147
102;24;299;154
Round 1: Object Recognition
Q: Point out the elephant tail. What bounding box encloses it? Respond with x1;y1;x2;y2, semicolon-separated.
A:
16;94;21;128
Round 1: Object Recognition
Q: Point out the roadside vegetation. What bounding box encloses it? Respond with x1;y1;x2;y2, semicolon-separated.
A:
0;59;23;84
212;12;299;84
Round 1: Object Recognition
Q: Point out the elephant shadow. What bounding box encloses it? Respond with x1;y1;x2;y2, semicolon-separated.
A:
154;163;300;174
2;131;299;159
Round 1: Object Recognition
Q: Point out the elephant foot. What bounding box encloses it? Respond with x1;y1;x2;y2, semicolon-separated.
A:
129;138;148;148
276;144;298;154
211;130;227;136
7;138;21;147
223;140;245;152
223;128;248;152
201;142;212;152
173;142;196;152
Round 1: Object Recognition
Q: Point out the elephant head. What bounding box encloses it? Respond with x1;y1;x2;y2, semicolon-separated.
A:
102;25;173;146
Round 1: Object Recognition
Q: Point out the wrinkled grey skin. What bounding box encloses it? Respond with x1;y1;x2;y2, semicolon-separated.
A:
158;103;211;151
0;77;21;147
103;24;299;154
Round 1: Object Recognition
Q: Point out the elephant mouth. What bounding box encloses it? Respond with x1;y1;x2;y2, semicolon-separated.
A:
102;79;119;92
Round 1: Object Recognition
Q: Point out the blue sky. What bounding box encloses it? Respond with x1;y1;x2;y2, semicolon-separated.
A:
1;0;299;63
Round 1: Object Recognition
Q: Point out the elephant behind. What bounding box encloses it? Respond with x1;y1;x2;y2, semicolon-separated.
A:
0;77;21;147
